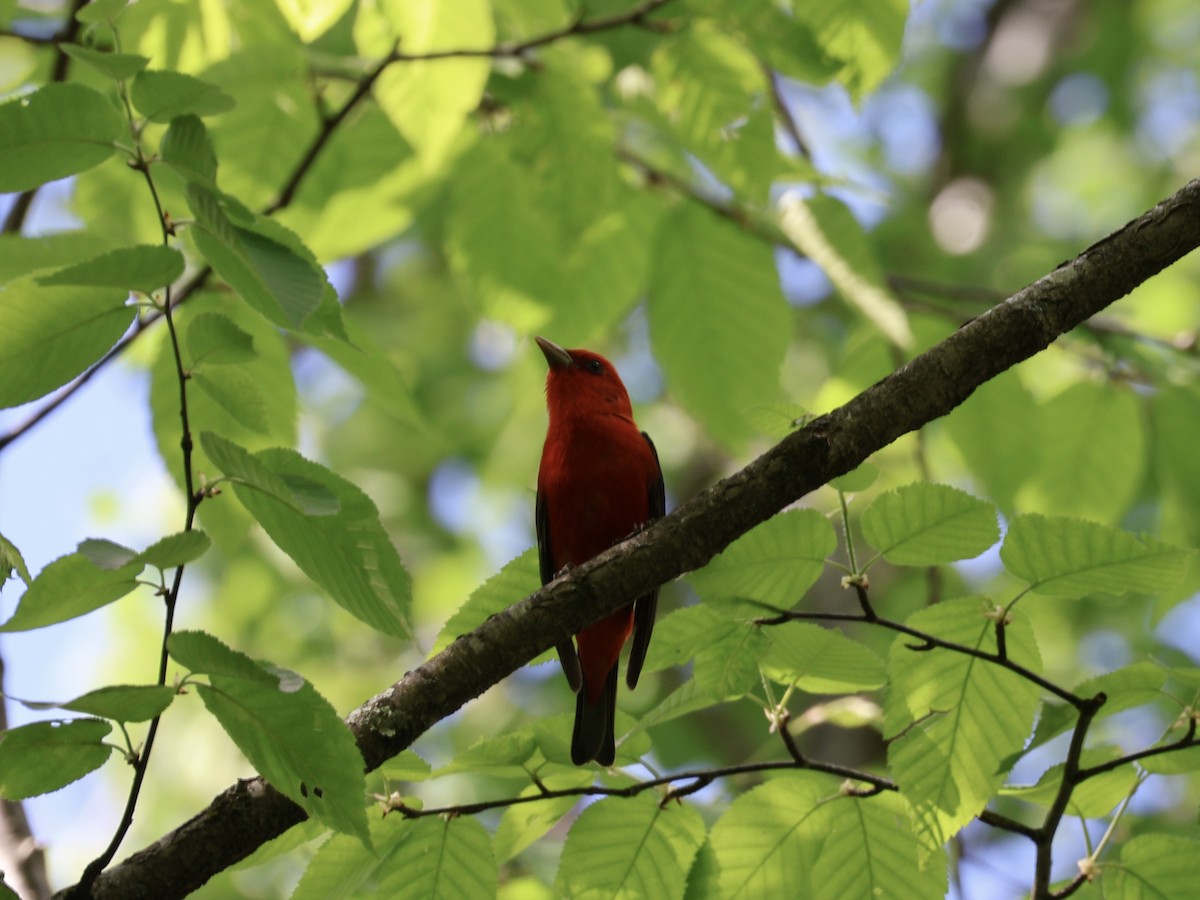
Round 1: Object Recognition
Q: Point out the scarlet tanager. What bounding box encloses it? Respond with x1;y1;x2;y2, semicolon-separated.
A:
535;336;665;766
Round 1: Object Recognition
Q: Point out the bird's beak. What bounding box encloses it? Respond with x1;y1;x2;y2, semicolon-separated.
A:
535;336;574;370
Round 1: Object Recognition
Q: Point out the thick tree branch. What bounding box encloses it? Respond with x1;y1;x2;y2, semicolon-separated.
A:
60;180;1200;898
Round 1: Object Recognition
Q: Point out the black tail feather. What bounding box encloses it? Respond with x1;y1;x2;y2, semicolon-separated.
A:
571;666;617;765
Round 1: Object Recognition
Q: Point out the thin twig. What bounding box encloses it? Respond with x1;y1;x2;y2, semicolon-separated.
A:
70;106;205;899
756;607;1088;709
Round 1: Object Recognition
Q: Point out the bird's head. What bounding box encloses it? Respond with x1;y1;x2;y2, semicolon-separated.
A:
536;336;634;422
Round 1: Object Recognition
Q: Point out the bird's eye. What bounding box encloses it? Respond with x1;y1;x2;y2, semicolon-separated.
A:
585;359;604;375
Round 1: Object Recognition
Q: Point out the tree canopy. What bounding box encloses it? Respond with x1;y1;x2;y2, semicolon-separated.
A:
1;0;1199;898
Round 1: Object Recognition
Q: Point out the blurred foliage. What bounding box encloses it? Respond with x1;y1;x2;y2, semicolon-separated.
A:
0;0;1199;897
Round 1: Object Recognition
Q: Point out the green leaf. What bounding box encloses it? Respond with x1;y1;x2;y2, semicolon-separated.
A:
135;530;211;570
0;277;134;408
688;509;836;606
130;69;234;122
626;679;724;737
192;368;270;434
649;204;790;445
1001;514;1193;597
276;0;354;42
711;774;829;897
0;719;113;799
0;532;31;587
187;185;326;330
495;770;593;862
431;549;539;656
37;245;184;295
160;113;218;187
745;401;810;439
779;194;912;347
694;625;770;699
0;83;123;191
1104;834;1200;898
829;462;878;493
62;684;176;722
365;0;493;162
761;622;887;693
445;140;560;330
76;0;130;24
0;552;142;632
557;794;705;900
435;731;538;777
861;483;999;566
199;432;337;515
0;233;108;285
884;597;1043;845
1017;382;1144;522
640;604;741;675
293;815;494;900
77;537;137;570
60;44;148;80
941;371;1038;512
813;792;947;900
795;0;908;99
168;630;369;842
226;448;413;638
186;311;256;365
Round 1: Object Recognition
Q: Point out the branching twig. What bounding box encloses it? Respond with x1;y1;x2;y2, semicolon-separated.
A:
756;607;1088;709
69;100;206;898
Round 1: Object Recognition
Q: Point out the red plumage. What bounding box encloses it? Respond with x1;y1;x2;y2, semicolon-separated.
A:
535;337;664;766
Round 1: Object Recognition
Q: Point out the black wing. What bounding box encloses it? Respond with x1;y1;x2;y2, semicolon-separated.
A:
537;486;583;693
625;431;665;690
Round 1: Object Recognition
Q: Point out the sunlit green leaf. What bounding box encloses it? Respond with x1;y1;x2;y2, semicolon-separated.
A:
135;530;211;570
1001;514;1193;597
779;194;912;347
1003;747;1137;818
761;622;886;693
649;204;790;445
885;597;1042;845
1103;834;1200;898
688;509;836;606
431;549;539;656
131;70;235;122
861;483;999;566
275;0;354;42
192;368;269;434
558;794;705;900
495;770;593;862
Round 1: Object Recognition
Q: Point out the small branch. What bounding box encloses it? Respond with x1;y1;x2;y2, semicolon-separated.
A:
269;0;676;214
764;67;811;158
1031;694;1106;899
757;607;1088;709
1075;715;1198;781
70;124;205;900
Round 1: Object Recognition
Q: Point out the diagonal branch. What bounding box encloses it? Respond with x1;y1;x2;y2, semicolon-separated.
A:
60;179;1200;899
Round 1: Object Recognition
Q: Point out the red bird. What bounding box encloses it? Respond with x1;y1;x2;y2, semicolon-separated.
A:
535;336;665;766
